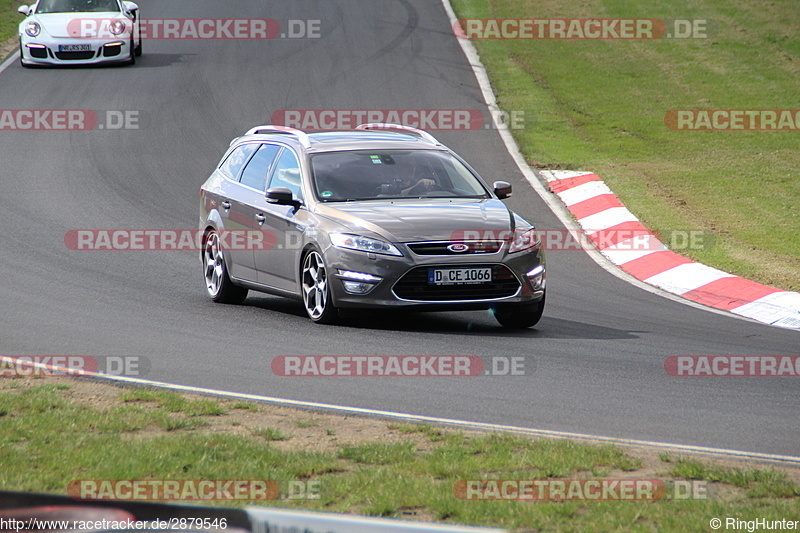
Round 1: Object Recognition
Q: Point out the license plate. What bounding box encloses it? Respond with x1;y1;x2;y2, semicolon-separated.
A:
428;267;492;285
59;44;91;52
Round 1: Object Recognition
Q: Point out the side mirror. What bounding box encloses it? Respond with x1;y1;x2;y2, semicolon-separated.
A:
122;1;138;18
266;187;302;208
493;181;512;199
18;5;30;15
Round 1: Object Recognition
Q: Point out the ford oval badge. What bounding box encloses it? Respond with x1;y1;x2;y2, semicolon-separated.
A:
447;243;470;253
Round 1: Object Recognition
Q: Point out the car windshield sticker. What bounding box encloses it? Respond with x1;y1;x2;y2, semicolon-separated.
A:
321;190;333;198
370;155;382;164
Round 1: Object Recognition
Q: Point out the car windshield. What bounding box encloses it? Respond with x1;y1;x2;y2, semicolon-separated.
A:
311;150;490;202
36;0;119;13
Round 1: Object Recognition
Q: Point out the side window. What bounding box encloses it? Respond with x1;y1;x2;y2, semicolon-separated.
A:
267;148;304;199
219;144;258;181
239;144;282;191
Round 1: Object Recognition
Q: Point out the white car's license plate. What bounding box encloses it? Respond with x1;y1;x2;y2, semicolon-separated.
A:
428;267;492;285
59;44;91;52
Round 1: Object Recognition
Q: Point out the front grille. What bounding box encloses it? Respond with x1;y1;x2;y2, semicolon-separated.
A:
55;51;95;60
393;264;520;301
407;240;504;255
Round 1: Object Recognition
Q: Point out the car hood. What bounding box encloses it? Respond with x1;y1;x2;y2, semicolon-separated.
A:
28;12;127;39
315;198;518;242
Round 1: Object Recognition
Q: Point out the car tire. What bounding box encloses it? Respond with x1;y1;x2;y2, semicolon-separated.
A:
134;34;142;56
203;229;248;304
301;249;339;324
493;294;545;329
128;37;136;65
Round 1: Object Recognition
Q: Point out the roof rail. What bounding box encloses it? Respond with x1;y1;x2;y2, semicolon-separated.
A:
355;123;441;146
244;125;311;148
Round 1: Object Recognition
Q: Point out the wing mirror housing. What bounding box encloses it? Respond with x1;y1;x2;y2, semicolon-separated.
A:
266;187;302;208
18;5;31;15
493;181;513;199
122;1;139;18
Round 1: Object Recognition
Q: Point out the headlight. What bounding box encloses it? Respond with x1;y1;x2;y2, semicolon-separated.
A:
109;20;127;35
330;233;402;257
25;21;41;37
508;228;541;253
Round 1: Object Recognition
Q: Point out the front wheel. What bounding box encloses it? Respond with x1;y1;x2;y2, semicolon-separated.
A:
203;230;248;304
301;250;339;324
493;294;545;329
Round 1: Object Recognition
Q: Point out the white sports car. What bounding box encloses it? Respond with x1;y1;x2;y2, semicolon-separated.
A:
18;0;141;67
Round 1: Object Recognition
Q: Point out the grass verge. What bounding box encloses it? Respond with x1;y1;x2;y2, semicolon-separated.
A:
1;378;798;531
1;1;21;55
451;0;800;291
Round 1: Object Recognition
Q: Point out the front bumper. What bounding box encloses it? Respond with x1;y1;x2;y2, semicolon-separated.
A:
20;36;132;65
324;244;546;310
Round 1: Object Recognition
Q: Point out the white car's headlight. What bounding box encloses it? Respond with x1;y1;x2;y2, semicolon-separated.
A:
109;20;127;35
330;233;402;257
508;228;541;253
25;21;41;37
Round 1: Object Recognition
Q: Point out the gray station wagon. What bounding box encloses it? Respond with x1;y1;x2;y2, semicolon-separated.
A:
199;124;546;328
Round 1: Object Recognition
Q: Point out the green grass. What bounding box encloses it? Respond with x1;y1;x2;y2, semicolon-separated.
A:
452;0;800;291
1;0;22;47
251;427;291;441
1;384;798;531
121;388;228;416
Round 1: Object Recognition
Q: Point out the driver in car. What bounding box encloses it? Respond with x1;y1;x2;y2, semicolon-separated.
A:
396;156;438;195
399;175;437;195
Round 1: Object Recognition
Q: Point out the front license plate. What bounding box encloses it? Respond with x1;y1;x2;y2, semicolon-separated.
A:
428;267;492;285
59;44;91;52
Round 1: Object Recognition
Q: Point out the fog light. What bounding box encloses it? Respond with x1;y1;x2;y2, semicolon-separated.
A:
342;281;376;294
526;265;546;290
337;270;381;295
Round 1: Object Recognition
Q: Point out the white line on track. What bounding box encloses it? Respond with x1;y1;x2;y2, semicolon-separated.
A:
0;50;20;75
76;369;800;465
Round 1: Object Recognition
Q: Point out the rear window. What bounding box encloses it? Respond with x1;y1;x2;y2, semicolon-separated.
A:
218;144;258;181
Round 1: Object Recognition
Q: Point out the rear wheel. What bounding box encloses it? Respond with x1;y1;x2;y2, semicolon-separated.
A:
493;294;545;329
203;230;248;304
301;250;339;324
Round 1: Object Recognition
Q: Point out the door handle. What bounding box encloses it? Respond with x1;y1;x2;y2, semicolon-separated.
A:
255;214;266;224
221;201;231;209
